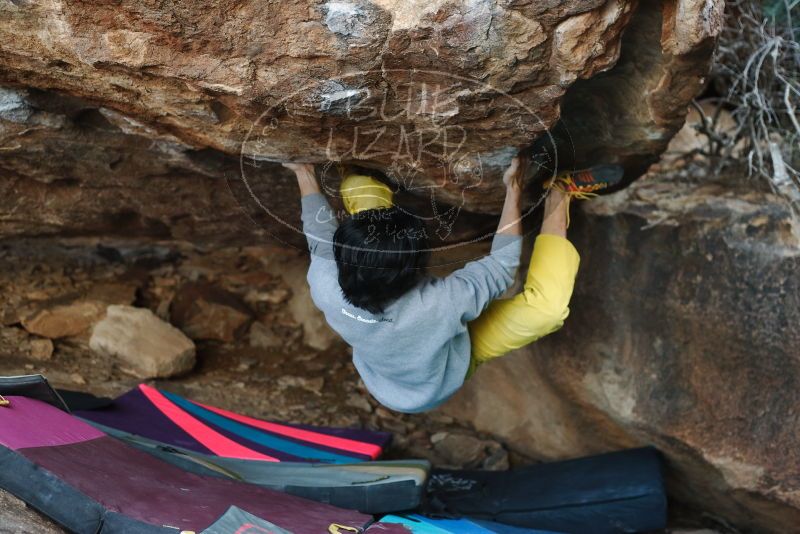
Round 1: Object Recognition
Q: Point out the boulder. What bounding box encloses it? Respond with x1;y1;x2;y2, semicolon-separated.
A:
19;283;138;339
90;305;196;378
0;0;721;243
170;282;252;343
21;300;109;339
441;173;800;533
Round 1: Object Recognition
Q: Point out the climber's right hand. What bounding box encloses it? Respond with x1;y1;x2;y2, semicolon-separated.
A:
283;163;320;197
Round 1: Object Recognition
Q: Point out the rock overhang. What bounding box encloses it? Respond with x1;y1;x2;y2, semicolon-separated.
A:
0;0;723;242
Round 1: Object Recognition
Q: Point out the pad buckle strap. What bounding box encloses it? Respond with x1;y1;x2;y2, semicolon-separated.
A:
0;395;9;407
329;525;362;533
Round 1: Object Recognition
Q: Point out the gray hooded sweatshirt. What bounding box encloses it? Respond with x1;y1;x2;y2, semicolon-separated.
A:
301;193;522;413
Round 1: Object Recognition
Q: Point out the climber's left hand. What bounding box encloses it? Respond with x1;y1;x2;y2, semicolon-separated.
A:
502;154;528;191
283;163;320;197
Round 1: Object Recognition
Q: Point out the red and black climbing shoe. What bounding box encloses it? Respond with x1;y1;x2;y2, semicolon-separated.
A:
546;164;624;199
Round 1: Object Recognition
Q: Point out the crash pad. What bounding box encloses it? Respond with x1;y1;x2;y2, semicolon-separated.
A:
0;395;372;533
76;384;389;463
426;447;667;534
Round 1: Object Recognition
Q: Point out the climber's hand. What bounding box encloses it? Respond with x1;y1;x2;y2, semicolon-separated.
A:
283;163;320;197
502;155;527;191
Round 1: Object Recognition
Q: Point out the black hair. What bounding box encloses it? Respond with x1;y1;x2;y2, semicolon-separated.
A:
333;206;430;314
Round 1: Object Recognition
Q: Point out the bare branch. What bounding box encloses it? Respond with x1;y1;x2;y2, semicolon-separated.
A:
681;0;800;210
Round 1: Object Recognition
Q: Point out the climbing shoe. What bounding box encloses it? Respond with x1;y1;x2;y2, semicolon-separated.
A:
546;164;624;199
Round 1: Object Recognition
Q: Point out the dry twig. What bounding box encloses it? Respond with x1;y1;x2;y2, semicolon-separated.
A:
689;0;799;209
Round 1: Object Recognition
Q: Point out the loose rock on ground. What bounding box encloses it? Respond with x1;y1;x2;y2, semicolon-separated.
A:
90;305;196;379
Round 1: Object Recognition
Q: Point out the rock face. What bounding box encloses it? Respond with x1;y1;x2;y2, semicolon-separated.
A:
441;174;800;533
170;282;253;342
90;305;196;378
0;0;722;243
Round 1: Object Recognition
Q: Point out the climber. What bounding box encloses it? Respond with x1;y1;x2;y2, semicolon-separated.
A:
283;157;623;413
